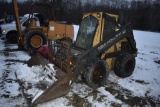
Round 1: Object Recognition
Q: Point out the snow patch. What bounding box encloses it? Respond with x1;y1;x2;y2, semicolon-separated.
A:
15;63;57;102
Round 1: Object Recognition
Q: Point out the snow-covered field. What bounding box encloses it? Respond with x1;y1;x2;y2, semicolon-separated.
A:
0;28;160;107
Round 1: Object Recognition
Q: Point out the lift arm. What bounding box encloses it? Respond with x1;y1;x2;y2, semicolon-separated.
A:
12;0;23;45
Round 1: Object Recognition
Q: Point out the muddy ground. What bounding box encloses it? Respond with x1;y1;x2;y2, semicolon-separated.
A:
0;39;159;107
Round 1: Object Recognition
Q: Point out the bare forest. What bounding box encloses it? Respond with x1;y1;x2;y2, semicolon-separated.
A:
0;0;160;32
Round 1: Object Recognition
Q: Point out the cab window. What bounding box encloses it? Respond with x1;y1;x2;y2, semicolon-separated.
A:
75;15;98;49
103;18;116;40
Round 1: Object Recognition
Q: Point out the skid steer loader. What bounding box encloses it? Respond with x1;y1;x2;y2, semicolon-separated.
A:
29;12;137;106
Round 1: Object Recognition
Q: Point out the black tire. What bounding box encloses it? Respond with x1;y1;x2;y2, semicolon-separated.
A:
8;33;18;43
60;37;72;44
82;60;109;89
114;53;135;78
24;30;47;50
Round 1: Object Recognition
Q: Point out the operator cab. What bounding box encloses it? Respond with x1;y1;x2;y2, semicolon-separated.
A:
75;15;98;50
74;12;119;50
71;12;119;64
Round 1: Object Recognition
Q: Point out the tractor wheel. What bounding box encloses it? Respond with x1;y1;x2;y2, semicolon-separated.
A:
82;60;109;89
8;33;18;43
60;37;72;44
114;53;135;78
24;30;47;51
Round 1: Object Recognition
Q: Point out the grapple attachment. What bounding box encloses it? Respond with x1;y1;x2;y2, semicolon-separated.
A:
28;40;72;106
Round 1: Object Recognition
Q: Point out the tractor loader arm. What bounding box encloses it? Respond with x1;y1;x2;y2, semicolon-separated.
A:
72;23;137;82
12;0;24;48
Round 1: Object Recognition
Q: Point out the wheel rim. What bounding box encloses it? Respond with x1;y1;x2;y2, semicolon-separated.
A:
125;60;134;74
93;63;106;85
30;35;43;48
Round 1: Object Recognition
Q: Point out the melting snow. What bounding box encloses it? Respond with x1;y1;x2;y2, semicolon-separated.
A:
0;27;160;107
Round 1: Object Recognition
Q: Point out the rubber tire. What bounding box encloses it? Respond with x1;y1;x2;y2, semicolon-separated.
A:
114;53;135;78
60;37;72;44
18;39;24;50
82;60;109;89
8;33;18;43
24;30;47;50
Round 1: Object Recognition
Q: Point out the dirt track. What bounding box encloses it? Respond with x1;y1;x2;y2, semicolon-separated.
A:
0;40;28;106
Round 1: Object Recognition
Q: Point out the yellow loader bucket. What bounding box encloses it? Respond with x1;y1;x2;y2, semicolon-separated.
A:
27;40;72;106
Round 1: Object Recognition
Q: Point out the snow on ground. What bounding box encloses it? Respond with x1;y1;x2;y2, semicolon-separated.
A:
0;28;160;107
0;41;30;106
73;25;79;41
16;64;57;102
109;30;160;99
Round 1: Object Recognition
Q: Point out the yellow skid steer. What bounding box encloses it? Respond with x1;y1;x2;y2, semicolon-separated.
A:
27;12;137;106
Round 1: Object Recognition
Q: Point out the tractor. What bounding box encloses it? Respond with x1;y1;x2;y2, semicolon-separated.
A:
12;0;74;52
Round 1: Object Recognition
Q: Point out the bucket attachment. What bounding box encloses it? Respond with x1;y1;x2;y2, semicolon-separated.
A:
27;53;49;67
32;66;70;106
28;40;72;106
27;45;50;67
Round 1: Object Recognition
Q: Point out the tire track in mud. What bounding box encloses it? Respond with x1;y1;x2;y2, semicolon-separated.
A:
105;80;159;106
0;41;27;106
14;72;33;107
67;73;160;107
104;50;160;106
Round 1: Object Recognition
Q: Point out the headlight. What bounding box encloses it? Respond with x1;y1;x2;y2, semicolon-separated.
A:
2;29;6;33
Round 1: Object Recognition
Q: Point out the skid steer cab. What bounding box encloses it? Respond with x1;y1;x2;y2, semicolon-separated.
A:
69;12;137;88
31;12;137;105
